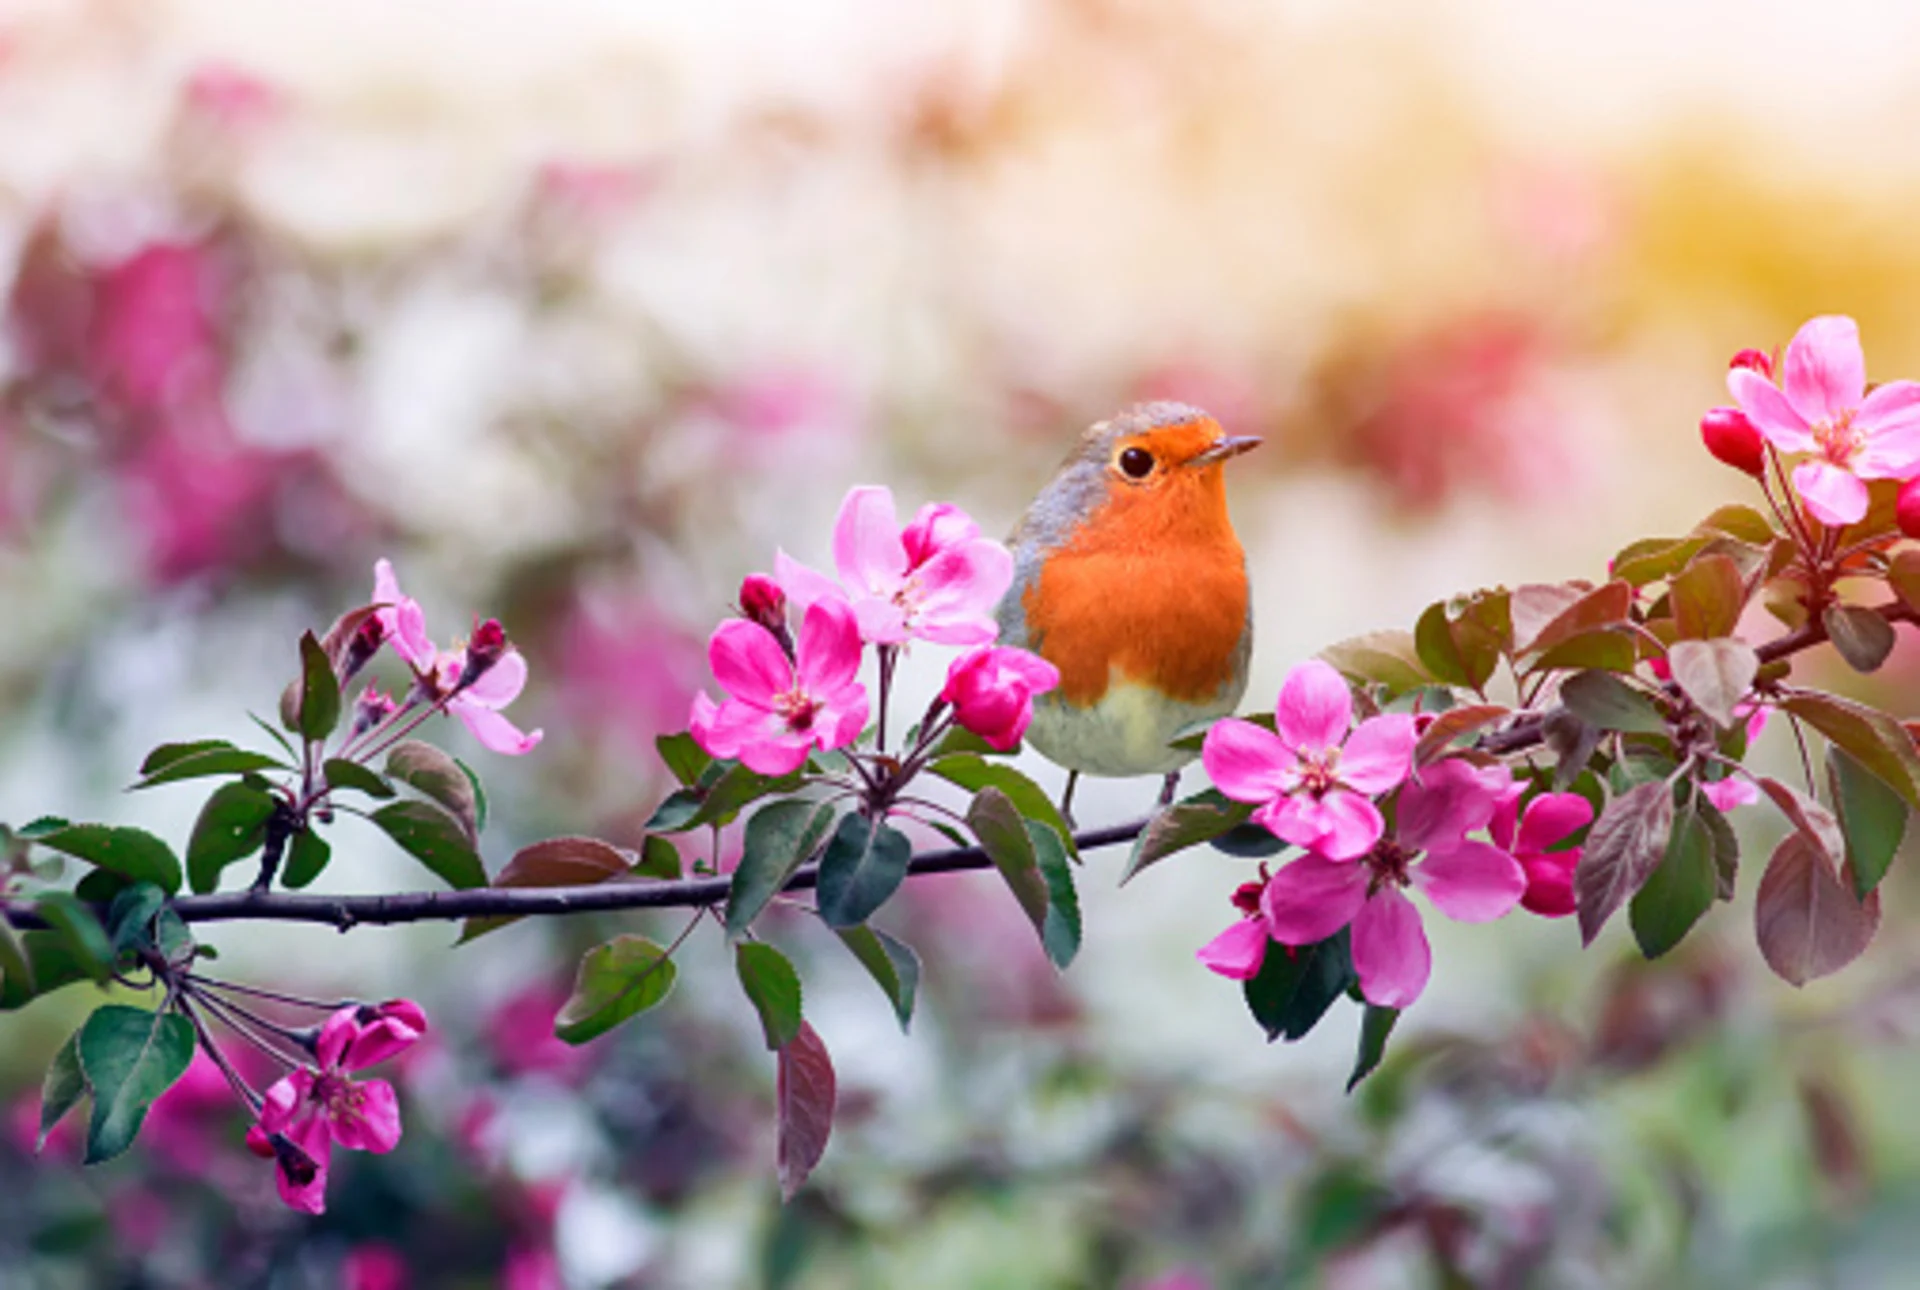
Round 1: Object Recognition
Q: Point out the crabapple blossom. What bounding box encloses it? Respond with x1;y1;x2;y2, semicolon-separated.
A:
1726;315;1920;525
1489;789;1594;919
1196;874;1272;981
1699;406;1765;477
940;645;1061;750
775;487;1013;646
1201;660;1417;861
371;559;544;755
1261;760;1526;1008
690;597;869;775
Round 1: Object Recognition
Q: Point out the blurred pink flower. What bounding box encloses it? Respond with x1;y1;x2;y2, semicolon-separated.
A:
86;241;223;414
690;598;868;775
1202;660;1416;861
940;645;1059;750
488;984;595;1084
120;427;290;583
710;368;847;441
182;63;282;128
342;1243;410;1290
372;559;544;756
1701;778;1759;813
1489;790;1592;919
1262;760;1525;1008
1728;315;1920;526
504;1247;564;1290
554;593;706;756
776;486;1013;646
255;1003;426;1214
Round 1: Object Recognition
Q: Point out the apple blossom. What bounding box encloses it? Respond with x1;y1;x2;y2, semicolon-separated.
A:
1196;874;1272;981
690;597;869;775
1202;660;1417;861
1261;760;1526;1008
940;645;1060;750
1726;315;1920;526
1489;789;1593;919
371;559;544;755
775;487;1013;646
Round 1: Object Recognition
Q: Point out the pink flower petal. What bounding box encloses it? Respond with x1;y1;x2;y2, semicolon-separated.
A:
1514;792;1594;855
258;1070;311;1134
1337;713;1417;793
1701;777;1758;812
330;1078;403;1154
911;541;1016;645
1792;460;1870;526
1728;367;1812;450
393;600;436;672
1519;852;1578;918
816;688;870;751
852;597;910;645
773;549;845;611
1201;718;1294;804
1259;853;1369;945
344;1018;422;1071
1351;887;1431;1009
316;1009;359;1069
1782;315;1866;424
462;649;526;708
1274;660;1352;752
1411;840;1526;923
1255;790;1384;861
901;502;979;567
1196;918;1270;980
274;1115;333;1215
1854;418;1920;479
708;619;794;705
1396;759;1496;853
455;701;544;756
831;486;908;596
795;598;864;695
1856;379;1920;434
734;732;813;776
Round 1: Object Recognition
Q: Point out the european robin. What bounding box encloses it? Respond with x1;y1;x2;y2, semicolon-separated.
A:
996;402;1259;816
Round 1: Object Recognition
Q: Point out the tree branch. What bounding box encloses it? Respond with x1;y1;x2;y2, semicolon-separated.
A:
1;819;1150;932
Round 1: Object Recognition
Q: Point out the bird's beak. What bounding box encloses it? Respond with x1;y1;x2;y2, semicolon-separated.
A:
1192;435;1262;466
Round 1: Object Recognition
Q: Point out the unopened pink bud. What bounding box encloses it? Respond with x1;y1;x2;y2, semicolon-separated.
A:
1700;406;1765;477
1729;348;1774;380
343;616;387;682
739;574;786;629
1898;477;1920;540
244;1124;275;1159
352;685;400;737
363;998;429;1034
456;619;509;691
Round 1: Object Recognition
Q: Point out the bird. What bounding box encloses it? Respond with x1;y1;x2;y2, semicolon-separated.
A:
995;402;1259;821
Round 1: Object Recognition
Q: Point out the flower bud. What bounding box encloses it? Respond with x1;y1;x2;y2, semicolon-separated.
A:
738;573;795;660
1898;476;1920;540
341;616;387;683
1729;348;1774;380
352;685;400;737
1700;406;1766;476
455;619;508;692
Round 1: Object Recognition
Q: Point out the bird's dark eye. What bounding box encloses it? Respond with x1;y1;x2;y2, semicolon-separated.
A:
1118;446;1154;479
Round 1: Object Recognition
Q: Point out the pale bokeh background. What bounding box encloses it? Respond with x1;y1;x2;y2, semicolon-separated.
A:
5;1;1920;1286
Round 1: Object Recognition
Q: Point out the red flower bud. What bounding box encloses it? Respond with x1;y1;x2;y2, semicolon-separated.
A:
455;619;509;691
1729;348;1774;380
1898;476;1920;540
342;615;387;682
1700;406;1765;477
739;574;786;630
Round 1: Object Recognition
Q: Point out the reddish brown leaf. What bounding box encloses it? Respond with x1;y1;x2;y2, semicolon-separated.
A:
1888;549;1920;616
1667;638;1758;728
1754;834;1880;987
1516;581;1629;657
1755;778;1844;865
1414;704;1511;765
460;836;635;942
1575;781;1675;946
1670;554;1745;640
777;1020;836;1201
1781;691;1920;811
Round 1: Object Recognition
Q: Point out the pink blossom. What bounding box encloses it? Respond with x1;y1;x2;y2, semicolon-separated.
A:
940;646;1060;750
1701;777;1758;812
1202;660;1417;861
372;559;544;755
775;486;1013;646
690;598;869;775
554;592;705;756
255;1003;427;1214
1261;760;1526;1008
1727;315;1920;526
1198;874;1271;980
1489;790;1593;919
342;1243;411;1290
1699;406;1765;477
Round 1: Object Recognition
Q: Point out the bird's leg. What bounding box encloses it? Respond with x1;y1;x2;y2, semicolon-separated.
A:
1158;770;1180;808
1059;770;1080;830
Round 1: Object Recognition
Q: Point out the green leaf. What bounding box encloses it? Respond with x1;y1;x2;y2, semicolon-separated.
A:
34;826;182;896
727;802;838;937
0;931;97;1010
38;1031;86;1151
834;925;920;1032
1319;630;1433;694
1670;554;1746;640
655;732;712;788
1517;581;1632;657
1210;822;1289;857
1574;780;1675;946
1667;638;1759;728
1243;930;1354;1042
460;835;635;942
966;788;1049;927
281;829;332;889
653;764;803;834
1755;833;1880;987
386;740;479;842
370;800;487;890
33;894;112;983
1526;628;1638;675
1824;605;1896;674
927;754;1079;863
73;868;129;906
634;836;682;880
1611;533;1706;587
1559;671;1667;735
1347;1005;1399;1092
736;942;804;1049
815;814;912;928
1828;745;1907;899
290;630;342;741
135;745;285;787
926;724;1018;759
323;758;396;800
1450;589;1511;690
105;884;166;956
77;1004;195;1163
186;783;277;895
138;739;235;776
1697;503;1777;546
1888;548;1920;616
1414;601;1470;688
1781;691;1920;811
1629;804;1716;958
0;913;31;996
458;758;488;836
1703;800;1740;901
645;788;702;833
555;935;677;1044
1121;790;1252;885
1030;821;1080;969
